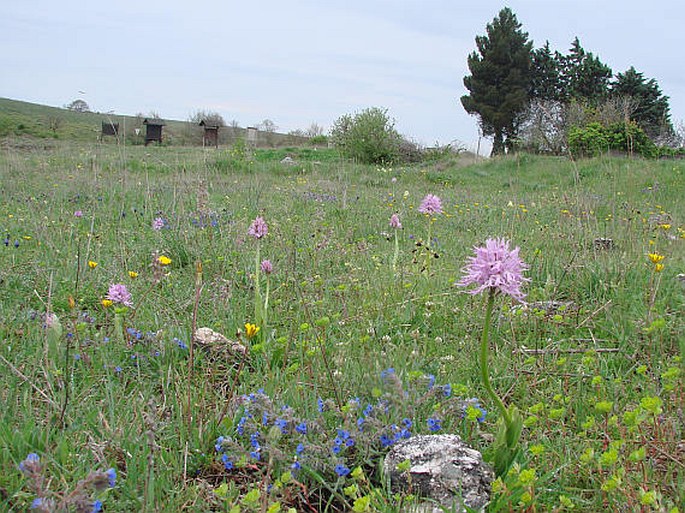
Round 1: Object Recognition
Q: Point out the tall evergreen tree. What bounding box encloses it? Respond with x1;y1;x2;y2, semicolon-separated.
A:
531;42;564;102
561;37;612;103
612;66;671;138
461;8;533;155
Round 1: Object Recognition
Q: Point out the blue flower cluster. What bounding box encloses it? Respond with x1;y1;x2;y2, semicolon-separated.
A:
211;371;485;487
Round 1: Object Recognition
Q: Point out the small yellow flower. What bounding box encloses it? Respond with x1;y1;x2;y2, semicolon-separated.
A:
101;299;113;308
128;271;139;279
655;263;665;273
244;323;260;339
648;253;665;264
88;260;98;269
659;223;671;230
157;255;172;266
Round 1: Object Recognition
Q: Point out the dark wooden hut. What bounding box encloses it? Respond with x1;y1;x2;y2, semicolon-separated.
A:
101;121;119;139
199;120;220;148
143;118;165;145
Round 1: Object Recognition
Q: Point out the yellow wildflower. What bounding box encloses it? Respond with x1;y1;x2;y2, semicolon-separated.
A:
659;223;671;230
157;255;172;266
648;253;664;264
655;263;665;273
88;260;98;269
128;271;139;279
244;323;260;339
101;299;113;308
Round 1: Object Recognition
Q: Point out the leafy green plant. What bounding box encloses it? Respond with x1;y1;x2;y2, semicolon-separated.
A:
330;107;401;164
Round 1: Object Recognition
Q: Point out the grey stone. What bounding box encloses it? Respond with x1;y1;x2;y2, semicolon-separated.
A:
193;327;247;362
280;156;296;165
384;434;493;513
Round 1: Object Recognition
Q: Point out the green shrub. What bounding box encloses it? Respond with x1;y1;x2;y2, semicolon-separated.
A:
568;121;657;158
330;107;402;164
568;122;610;157
308;134;328;146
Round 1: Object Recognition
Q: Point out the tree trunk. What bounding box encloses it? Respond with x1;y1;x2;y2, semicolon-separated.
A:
491;130;505;156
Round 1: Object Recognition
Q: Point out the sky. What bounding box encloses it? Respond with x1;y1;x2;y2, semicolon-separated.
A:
2;1;684;152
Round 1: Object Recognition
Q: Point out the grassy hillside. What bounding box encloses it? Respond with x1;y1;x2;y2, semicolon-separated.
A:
0;140;683;511
0;97;308;147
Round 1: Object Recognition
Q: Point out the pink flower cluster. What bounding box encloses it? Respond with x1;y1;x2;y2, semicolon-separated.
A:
152;217;165;231
260;259;273;274
418;194;443;215
106;283;133;307
457;238;529;301
248;217;268;239
390;213;402;229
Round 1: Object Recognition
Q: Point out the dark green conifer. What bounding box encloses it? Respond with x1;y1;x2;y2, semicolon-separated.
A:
461;8;533;155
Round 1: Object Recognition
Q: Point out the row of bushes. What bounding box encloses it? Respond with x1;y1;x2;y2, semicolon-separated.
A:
568;121;660;158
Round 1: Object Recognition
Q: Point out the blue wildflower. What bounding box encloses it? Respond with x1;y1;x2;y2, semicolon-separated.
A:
379;434;394;448
114;366;122;373
237;416;247;435
250;450;261;461
250;432;260;449
30;498;43;510
215;436;225;453
380;368;395;380
334;464;351;477
427;374;436;389
402;418;413;429
221;454;233;470
274;418;288;434
291;461;301;471
442;383;452;398
92;500;103;513
295;422;307;435
362;404;373;417
175;338;188;350
317;397;325;413
262;412;269;426
19;453;40;474
296;443;305;454
357;417;365;430
345;437;355;447
427;418;442;432
105;468;117;488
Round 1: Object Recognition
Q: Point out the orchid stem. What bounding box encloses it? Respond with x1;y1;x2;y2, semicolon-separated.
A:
480;289;511;426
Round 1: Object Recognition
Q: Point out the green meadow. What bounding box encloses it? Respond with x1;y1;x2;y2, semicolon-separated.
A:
0;139;683;512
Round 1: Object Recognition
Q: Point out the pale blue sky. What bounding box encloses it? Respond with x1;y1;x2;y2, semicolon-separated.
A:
2;1;683;150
